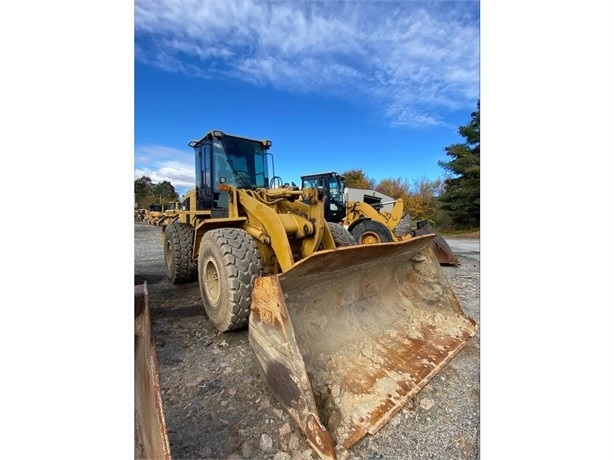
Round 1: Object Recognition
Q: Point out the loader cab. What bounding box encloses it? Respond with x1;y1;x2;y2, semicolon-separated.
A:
180;189;196;212
300;172;347;223
190;130;272;218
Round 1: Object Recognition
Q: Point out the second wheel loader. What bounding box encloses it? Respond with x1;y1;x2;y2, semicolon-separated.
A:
148;130;476;459
300;171;460;265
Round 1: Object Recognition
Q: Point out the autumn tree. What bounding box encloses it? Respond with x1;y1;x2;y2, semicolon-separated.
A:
437;100;480;229
376;177;410;202
406;177;445;222
375;176;445;224
375;177;409;216
341;169;376;189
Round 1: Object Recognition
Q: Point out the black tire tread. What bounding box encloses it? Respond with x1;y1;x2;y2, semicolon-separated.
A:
165;221;197;284
327;222;356;247
198;228;262;332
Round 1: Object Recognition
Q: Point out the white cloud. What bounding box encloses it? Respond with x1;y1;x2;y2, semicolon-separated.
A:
135;0;479;127
135;145;195;194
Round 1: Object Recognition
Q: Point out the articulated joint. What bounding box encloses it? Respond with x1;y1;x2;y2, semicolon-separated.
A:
279;214;314;238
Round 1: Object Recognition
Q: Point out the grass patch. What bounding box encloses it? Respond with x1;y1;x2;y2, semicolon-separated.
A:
442;229;480;239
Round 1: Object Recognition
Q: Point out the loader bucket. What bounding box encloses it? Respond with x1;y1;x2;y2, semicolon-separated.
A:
412;220;460;266
135;283;172;460
249;234;476;460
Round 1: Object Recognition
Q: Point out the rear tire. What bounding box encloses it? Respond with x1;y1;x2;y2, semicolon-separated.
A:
197;228;263;332
164;221;197;284
350;220;394;245
327;222;356;246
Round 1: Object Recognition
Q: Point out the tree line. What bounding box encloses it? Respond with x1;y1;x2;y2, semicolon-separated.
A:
135;101;479;231
134;177;180;210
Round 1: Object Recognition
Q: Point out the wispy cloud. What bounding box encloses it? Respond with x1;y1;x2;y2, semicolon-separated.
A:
135;0;479;127
134;145;194;192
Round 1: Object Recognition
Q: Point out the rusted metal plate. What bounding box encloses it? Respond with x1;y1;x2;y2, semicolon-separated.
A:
250;275;337;460
249;235;476;459
412;221;460;266
135;283;172;460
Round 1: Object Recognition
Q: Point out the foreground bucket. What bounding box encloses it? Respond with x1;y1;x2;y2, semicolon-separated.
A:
249;234;476;460
412;220;460;265
135;283;172;460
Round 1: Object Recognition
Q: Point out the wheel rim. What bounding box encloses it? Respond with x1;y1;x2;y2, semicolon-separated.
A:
204;258;221;304
359;232;381;245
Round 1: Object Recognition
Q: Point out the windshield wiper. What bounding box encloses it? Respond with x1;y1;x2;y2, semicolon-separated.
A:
226;158;253;189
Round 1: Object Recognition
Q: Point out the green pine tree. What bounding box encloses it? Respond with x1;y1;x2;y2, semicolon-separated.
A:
437;100;480;229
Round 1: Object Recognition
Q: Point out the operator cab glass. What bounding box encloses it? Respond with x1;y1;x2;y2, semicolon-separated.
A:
192;131;271;217
301;173;346;223
301;177;320;189
213;136;268;189
327;176;344;203
323;175;345;220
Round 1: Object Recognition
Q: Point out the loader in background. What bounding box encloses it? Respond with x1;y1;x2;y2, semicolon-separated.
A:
300;171;460;265
158;188;198;231
148;199;186;227
160;188;199;230
147;204;165;226
146;130;476;459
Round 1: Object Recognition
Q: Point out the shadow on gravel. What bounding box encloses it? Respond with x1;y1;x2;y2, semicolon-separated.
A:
135;274;166;285
153;304;206;320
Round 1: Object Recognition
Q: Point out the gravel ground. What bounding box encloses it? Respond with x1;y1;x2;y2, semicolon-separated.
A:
135;221;480;460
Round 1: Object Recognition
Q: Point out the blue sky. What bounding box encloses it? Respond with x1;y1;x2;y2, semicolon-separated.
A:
134;0;480;197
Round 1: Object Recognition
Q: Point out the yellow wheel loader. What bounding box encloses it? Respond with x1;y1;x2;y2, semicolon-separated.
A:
147;204;165;226
157;189;198;230
300;171;460;265
140;130;475;459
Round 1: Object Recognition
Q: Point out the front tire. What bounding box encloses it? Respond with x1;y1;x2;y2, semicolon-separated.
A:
197;228;263;332
164;221;197;284
350;220;394;245
327;222;356;247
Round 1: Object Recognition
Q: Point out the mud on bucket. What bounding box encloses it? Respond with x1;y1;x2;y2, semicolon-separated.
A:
249;234;477;460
